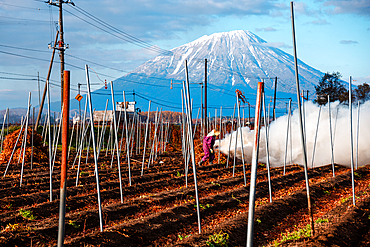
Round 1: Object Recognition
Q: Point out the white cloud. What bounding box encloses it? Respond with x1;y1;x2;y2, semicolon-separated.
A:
323;0;370;16
255;27;278;32
262;42;292;49
339;40;359;45
308;19;330;25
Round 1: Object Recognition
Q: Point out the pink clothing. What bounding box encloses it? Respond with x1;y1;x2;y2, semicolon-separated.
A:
201;135;215;162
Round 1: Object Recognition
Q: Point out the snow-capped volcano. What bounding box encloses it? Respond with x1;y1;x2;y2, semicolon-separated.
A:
74;30;324;115
127;30;322;93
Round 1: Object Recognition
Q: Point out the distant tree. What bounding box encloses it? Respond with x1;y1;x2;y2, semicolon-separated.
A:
354;82;370;103
314;72;348;105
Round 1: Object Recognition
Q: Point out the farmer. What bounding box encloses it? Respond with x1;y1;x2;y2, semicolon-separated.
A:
199;129;220;165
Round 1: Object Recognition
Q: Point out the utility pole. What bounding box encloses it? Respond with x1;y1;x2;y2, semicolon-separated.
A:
59;0;65;110
273;77;278;121
48;0;73;111
204;59;207;135
34;30;59;131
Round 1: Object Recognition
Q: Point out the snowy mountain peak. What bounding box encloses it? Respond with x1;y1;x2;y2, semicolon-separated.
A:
88;30;324;113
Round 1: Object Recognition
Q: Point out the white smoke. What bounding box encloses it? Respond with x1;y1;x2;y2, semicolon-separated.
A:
216;101;370;168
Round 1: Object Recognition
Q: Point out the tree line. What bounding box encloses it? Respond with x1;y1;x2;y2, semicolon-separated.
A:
314;72;370;105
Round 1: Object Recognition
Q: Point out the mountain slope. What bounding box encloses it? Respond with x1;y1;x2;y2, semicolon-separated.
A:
69;30;324;116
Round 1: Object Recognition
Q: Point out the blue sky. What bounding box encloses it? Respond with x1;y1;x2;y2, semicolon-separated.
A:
0;0;369;109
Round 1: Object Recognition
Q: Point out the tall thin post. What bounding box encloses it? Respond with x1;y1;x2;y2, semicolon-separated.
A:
58;0;65;109
57;70;70;247
218;106;222;164
356;101;360;169
141;101;151;176
204;59;208;134
85;65;103;232
349;76;355;206
246;81;264;246
283;99;291;175
184;60;201;233
328;95;335;177
311;105;322;169
226;104;236;168
110;81;124;203
0;108;8;152
123;91;132;186
236;95;246;186
263;91;272;202
20;93;31;187
273;77;278;121
290;1;314;237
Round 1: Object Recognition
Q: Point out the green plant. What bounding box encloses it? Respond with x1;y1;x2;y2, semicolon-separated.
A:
211;181;221;186
354;172;362;178
178;234;191;240
2;223;31;232
315;218;329;224
256;218;261;224
275;224;311;245
19;209;36;220
176;171;181;177
195;204;212;210
206;231;229;247
232;194;242;204
341;197;349;203
68;220;80;229
323;190;330;195
80;171;90;176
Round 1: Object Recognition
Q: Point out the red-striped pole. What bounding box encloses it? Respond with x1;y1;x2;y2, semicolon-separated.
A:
57;70;70;247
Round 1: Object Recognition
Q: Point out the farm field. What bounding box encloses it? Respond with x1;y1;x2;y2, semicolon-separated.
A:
0;127;370;247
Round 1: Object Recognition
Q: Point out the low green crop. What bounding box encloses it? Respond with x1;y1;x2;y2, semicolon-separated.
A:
206;231;229;247
19;209;37;220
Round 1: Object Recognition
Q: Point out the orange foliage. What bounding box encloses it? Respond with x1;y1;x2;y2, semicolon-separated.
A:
0;128;48;164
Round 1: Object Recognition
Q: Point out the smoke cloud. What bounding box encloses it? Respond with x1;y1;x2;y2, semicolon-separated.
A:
216;101;370;168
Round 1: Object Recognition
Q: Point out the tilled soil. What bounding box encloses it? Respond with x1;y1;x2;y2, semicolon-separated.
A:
0;147;369;247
